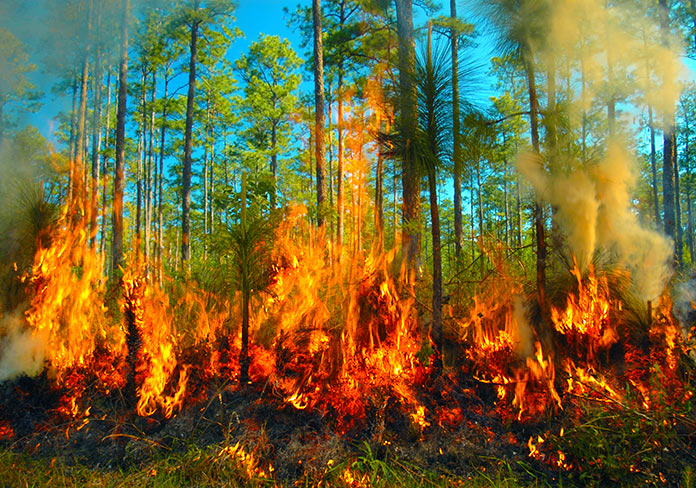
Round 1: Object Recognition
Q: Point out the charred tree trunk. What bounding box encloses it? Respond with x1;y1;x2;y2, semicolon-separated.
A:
123;278;142;410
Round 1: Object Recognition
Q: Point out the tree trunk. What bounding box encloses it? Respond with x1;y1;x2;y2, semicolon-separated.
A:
327;83;334;237
145;72;155;268
524;56;546;303
395;0;420;276
136;69;145;261
675;139;683;267
376;150;384;250
516;178;522;247
158;71;169;284
451;0;462;258
90;47;102;250
660;0;677;265
684;114;695;262
313;0;327;227
649;106;661;225
476;158;484;279
271;122;278;207
100;68;111;263
182;6;200;269
111;0;129;277
337;71;345;246
239;172;250;384
76;22;91;205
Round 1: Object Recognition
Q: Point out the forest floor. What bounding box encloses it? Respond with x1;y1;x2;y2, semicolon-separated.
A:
1;370;695;488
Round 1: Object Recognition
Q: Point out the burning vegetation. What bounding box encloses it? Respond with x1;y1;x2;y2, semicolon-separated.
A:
2;0;696;486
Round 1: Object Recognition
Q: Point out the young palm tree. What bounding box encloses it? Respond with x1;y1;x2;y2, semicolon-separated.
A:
208;173;279;384
478;0;550;304
416;21;452;370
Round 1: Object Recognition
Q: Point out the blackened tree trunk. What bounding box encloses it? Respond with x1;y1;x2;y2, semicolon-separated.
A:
395;0;420;276
111;0;129;277
182;2;200;269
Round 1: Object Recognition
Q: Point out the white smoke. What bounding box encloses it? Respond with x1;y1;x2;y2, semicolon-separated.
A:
0;312;46;381
518;144;673;302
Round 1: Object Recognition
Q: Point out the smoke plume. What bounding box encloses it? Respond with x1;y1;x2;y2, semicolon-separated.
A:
516;0;682;302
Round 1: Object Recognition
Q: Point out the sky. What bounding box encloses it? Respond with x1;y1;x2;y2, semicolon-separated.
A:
19;0;498;148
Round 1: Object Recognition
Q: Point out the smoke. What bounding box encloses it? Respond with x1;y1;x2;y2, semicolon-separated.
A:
518;145;673;302
0;312;46;381
514;0;683;302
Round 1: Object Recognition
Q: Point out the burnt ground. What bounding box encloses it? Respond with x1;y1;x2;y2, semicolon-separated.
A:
1;367;695;487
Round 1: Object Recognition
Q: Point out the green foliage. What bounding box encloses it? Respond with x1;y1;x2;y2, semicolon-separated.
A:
0;28;41;135
546;378;691;487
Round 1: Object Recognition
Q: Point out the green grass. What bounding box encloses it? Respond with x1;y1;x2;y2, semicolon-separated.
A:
0;443;544;488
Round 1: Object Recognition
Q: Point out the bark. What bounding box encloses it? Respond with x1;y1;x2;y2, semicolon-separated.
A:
660;0;677;265
675;137;683;267
145;72;155;266
90;47;102;249
426;23;442;370
69;73;78;202
684;113;695;261
649;106;661;225
182;3;200;268
524;56;546;303
313;0;327;227
240;172;250;384
663;132;676;245
516;178;522;247
100;68;111;262
111;0;129;277
476;158;484;278
451;0;462;257
136;69;145;260
376;150;384;250
337;69;345;245
327;83;334;238
76;26;91;204
395;0;420;275
270;122;278;207
158;71;169;284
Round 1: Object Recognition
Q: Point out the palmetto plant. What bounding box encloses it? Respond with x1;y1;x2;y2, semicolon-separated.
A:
206;172;280;383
